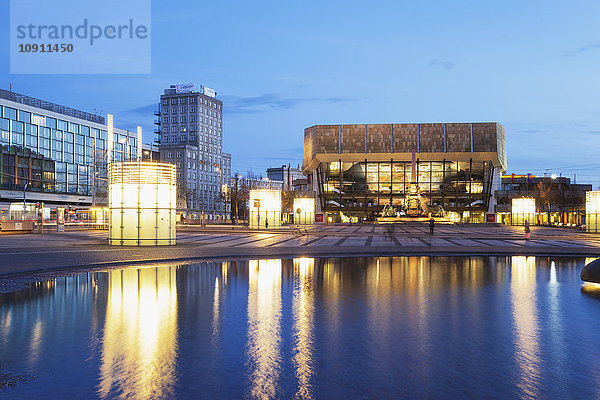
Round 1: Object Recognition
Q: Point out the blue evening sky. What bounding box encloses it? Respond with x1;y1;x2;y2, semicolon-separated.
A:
1;0;600;186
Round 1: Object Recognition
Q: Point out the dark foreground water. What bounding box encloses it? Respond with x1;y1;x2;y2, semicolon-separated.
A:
1;256;600;399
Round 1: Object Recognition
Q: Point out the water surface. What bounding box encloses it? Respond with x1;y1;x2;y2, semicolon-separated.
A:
1;256;600;399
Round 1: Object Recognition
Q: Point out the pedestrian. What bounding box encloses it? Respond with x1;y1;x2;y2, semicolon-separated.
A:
524;220;531;240
265;217;269;230
429;217;435;235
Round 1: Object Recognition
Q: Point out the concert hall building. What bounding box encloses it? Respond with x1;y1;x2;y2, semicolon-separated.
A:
302;123;507;223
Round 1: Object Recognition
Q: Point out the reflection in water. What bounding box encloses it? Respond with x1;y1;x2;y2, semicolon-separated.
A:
97;267;178;399
292;258;315;400
3;256;600;399
247;259;283;399
511;256;541;399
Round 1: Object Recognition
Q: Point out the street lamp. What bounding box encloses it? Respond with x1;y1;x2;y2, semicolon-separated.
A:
23;182;30;220
215;166;222;220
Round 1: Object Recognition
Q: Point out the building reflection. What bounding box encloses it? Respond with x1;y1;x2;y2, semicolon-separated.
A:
97;267;178;399
510;256;541;399
292;258;315;399
246;259;283;399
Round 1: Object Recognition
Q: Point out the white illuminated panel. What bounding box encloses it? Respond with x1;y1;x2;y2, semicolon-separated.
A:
249;189;282;229
587;191;600;233
511;198;535;226
293;197;315;225
108;162;177;246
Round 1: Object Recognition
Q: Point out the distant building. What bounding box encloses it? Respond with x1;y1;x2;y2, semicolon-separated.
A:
494;174;591;225
266;165;304;191
157;84;230;221
141;143;159;162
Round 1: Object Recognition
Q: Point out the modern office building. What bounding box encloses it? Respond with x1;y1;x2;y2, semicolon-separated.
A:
494;174;591;225
302;123;507;223
266;164;305;191
156;84;230;221
0;89;139;209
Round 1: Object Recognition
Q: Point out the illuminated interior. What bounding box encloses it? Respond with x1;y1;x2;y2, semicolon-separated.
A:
511;198;536;226
586;191;600;233
108;162;177;245
249;189;282;229
293;197;315;225
315;160;495;220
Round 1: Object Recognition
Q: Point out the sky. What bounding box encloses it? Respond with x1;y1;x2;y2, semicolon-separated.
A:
2;0;600;186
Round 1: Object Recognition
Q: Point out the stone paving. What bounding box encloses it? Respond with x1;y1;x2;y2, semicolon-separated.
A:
0;224;599;276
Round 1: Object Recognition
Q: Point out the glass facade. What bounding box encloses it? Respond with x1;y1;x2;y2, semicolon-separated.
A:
315;159;495;218
0;102;137;203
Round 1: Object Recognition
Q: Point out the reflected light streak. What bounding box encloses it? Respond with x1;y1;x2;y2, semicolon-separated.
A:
28;319;43;367
97;267;178;399
247;260;282;399
511;256;541;399
292;258;315;400
213;277;220;337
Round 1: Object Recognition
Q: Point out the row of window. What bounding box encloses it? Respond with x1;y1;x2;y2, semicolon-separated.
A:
162;106;221;118
162;115;222;125
162;126;221;136
1;105;108;140
162;96;221;110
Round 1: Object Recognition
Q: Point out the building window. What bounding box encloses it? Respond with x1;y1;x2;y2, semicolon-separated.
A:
177;152;182;158
171;99;177;104
191;98;196;103
163;136;169;143
181;116;187;123
163;117;168;123
181;107;186;113
180;127;187;133
172;117;177;123
191;106;196;112
163;108;169;115
190;135;196;142
163;100;169;105
190;125;196;132
180;98;186;104
172;107;177;114
167;152;172;158
172;136;178;143
171;127;177;132
190;116;195;122
181;135;187;142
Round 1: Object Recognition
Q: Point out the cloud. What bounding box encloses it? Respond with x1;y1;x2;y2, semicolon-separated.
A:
221;93;357;115
428;58;455;70
562;42;600;57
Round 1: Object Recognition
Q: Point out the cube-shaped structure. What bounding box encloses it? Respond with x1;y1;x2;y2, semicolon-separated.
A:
249;189;281;229
587;191;600;233
511;198;535;226
109;162;176;245
293;197;315;225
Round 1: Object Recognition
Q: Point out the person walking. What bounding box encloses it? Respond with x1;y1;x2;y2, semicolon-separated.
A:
265;217;269;230
524;220;531;240
429;217;435;235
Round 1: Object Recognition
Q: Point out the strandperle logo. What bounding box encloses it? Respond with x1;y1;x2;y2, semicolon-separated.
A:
15;19;149;45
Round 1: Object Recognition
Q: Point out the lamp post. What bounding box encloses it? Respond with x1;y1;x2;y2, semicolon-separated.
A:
23;182;30;220
215;165;222;220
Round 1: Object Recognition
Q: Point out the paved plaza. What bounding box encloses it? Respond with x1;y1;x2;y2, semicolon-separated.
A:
0;223;599;277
